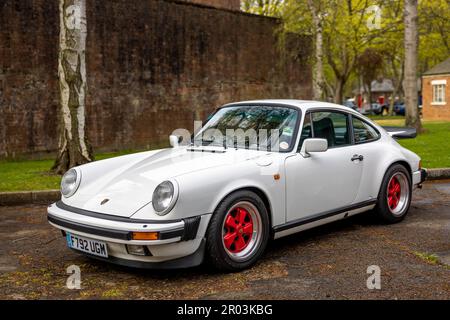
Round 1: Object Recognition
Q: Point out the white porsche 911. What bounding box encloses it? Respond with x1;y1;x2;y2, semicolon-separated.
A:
48;100;427;271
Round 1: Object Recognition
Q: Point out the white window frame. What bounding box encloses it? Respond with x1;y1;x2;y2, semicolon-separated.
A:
431;79;446;105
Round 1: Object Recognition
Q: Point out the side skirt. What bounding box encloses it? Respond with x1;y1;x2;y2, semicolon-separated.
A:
273;200;377;239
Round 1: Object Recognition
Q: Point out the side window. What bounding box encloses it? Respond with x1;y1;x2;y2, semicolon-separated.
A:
298;113;312;150
352;116;379;143
312;111;350;147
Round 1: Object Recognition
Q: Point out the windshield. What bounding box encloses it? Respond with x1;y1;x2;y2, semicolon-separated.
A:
193;105;299;152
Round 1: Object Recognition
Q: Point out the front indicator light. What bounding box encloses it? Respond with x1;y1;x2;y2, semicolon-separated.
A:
131;232;159;241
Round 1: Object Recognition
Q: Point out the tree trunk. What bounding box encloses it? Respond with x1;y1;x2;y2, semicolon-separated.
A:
333;79;345;105
403;0;422;131
389;90;396;116
313;19;324;100
53;0;93;174
388;58;404;116
308;0;324;100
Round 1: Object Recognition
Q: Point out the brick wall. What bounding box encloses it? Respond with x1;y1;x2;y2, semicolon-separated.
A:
0;0;60;158
0;0;312;158
422;75;450;120
176;0;240;11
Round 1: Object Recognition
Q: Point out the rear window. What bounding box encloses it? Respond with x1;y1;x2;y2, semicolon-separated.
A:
352;117;379;143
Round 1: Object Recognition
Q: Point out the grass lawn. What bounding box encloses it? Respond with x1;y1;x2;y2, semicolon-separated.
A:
369;116;450;169
366;115;405;122
0;118;449;192
394;122;450;169
0;150;141;192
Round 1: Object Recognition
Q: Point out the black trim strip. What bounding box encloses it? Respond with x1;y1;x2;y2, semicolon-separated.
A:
273;200;377;233
186;148;226;153
55;201;182;224
420;169;428;183
182;216;201;241
48;214;132;240
159;228;185;240
48;214;185;241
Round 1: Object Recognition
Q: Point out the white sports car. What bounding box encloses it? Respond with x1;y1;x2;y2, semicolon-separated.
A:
47;100;427;271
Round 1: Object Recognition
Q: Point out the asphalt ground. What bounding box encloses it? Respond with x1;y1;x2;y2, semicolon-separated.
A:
0;181;449;299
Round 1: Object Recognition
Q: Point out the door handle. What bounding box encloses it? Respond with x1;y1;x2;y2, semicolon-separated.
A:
351;154;364;161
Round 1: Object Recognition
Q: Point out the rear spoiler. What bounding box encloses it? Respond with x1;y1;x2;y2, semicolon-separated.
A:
382;126;417;139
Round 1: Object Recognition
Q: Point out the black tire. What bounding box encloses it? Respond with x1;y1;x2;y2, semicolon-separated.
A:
205;190;270;272
374;164;412;223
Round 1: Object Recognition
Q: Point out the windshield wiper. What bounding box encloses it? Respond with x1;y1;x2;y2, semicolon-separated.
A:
191;138;227;149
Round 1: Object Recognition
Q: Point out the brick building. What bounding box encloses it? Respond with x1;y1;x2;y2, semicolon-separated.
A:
422;57;450;121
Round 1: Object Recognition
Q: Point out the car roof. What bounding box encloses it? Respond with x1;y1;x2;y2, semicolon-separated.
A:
221;99;386;135
222;99;353;113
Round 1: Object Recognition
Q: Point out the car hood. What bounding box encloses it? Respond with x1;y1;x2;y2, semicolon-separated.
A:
67;147;271;217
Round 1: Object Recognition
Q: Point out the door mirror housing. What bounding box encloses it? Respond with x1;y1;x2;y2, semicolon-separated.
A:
300;138;328;157
169;135;182;148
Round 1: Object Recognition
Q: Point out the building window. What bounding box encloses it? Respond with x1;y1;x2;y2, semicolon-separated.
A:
432;80;446;105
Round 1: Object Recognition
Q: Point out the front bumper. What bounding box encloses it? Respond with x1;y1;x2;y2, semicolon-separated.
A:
47;201;211;268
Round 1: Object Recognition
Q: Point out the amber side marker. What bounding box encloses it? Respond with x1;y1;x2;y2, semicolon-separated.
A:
273;174;281;180
132;232;159;240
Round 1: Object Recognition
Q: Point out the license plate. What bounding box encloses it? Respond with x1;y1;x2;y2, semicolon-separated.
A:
66;232;108;258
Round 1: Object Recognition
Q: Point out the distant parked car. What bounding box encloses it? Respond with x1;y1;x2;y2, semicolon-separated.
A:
394;102;405;116
371;103;389;115
343;99;357;110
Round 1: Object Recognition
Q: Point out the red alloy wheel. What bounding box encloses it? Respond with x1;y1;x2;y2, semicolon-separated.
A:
387;176;401;210
223;207;254;253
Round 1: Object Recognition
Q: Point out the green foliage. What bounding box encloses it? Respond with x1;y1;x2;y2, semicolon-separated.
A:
418;0;450;73
356;48;385;93
282;0;392;102
242;0;450;100
241;0;285;17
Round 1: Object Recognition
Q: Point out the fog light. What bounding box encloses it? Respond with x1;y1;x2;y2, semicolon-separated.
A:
126;245;151;256
132;232;159;240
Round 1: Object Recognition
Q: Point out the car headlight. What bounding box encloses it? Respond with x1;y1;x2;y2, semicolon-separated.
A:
152;180;178;215
61;168;81;198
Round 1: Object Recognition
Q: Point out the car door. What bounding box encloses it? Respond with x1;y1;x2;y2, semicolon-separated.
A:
285;110;364;223
350;115;383;203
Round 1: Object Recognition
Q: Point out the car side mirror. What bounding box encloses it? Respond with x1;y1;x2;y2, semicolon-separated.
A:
169;135;182;148
300;138;328;158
